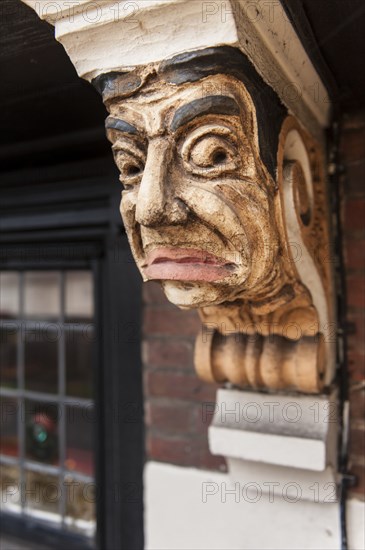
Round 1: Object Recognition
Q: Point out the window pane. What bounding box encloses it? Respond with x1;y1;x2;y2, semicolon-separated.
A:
0;397;18;457
65;474;96;537
0;268;96;541
66;325;94;398
24;470;60;520
0;464;20;513
25;324;59;393
66;405;95;476
0;272;19;319
24;272;60;318
25;400;59;465
0;326;17;388
65;271;94;321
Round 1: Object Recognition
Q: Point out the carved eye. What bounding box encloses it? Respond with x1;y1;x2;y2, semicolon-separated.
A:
181;125;239;177
112;143;145;190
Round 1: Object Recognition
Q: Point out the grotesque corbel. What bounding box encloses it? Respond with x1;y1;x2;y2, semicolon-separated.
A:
94;48;334;394
22;0;335;395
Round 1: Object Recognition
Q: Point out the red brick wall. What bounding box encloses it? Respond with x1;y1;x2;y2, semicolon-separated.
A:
340;111;365;500
143;281;227;472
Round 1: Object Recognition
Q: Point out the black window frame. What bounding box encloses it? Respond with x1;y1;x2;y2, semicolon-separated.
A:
0;143;144;550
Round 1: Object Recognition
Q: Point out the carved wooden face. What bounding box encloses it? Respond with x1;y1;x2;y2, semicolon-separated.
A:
106;74;281;308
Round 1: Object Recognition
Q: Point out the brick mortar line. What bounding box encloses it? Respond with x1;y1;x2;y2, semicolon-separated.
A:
350;420;365;430
349;456;365;467
147;396;204;407
143;335;197;341
144;366;200;373
143;365;195;371
147;430;209;441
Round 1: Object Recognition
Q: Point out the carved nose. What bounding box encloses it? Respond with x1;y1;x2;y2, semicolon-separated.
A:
135;138;188;227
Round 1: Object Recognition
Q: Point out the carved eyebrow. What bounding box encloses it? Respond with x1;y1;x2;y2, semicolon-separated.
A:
105;116;138;135
171;96;240;132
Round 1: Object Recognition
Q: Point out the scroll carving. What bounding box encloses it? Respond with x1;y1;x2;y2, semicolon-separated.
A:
195;117;334;393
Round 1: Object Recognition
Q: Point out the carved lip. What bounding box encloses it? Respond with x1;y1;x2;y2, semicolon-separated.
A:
144;247;236;282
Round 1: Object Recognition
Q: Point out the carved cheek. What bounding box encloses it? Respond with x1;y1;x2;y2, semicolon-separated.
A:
205;179;279;278
176;182;250;259
120;190;138;230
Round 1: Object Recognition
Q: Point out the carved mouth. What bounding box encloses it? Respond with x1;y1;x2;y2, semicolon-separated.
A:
143;247;236;282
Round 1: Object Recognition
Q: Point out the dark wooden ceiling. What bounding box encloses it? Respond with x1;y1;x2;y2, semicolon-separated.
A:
288;0;365;111
0;0;109;162
0;0;364;155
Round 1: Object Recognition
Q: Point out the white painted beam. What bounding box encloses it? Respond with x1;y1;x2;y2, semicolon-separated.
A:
22;0;331;135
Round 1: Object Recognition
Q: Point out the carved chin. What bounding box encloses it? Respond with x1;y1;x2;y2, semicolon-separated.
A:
135;241;278;308
159;267;251;308
161;281;231;308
